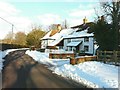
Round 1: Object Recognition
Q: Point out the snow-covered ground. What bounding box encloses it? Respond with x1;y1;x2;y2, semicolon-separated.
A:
0;50;4;72
53;62;119;88
0;48;28;72
26;50;119;88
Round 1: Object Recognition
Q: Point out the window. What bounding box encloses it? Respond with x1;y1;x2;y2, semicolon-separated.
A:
84;37;89;42
67;39;71;43
59;46;63;49
84;46;89;52
72;39;81;42
69;47;72;51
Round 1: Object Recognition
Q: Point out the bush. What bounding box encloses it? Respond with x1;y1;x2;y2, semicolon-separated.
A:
0;43;28;51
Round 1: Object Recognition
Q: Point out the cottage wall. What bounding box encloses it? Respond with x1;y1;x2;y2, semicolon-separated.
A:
83;37;94;54
41;39;54;49
63;37;94;55
63;39;68;50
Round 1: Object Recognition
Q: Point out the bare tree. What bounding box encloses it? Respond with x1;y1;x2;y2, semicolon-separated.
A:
3;31;14;44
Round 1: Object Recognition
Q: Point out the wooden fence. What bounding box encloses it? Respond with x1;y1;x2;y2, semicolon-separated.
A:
97;50;120;65
49;53;75;59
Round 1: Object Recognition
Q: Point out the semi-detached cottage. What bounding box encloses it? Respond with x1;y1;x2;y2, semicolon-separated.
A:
41;18;98;55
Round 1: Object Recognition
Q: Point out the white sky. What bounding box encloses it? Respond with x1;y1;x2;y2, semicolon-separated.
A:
0;1;101;39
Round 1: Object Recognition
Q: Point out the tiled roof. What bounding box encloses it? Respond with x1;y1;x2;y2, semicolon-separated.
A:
71;22;94;32
50;29;59;37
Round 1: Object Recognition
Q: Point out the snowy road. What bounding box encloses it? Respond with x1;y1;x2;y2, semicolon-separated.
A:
2;50;86;88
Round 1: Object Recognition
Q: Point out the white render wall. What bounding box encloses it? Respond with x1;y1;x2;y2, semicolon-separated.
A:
63;39;69;50
83;37;94;54
41;39;54;49
63;37;94;54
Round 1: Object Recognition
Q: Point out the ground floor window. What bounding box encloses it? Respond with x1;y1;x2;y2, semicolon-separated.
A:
84;45;89;52
70;47;73;51
68;47;72;51
59;46;63;49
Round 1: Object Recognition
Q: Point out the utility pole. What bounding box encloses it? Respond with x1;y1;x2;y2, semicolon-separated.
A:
0;17;14;44
11;24;14;44
12;24;14;35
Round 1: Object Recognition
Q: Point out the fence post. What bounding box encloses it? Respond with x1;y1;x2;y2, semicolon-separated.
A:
118;51;120;64
104;51;106;63
100;51;102;62
113;50;117;65
97;50;99;61
116;51;118;64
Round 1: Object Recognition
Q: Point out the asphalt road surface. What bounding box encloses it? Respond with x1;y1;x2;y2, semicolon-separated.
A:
2;50;91;89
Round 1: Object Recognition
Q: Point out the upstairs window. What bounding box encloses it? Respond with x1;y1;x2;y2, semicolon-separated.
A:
84;37;89;42
67;39;71;43
59;46;63;49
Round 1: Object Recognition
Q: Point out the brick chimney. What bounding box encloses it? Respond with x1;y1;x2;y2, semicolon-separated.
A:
83;17;87;24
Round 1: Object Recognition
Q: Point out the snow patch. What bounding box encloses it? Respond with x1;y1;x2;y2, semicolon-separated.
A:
53;61;119;88
26;50;54;66
0;50;4;72
26;50;119;88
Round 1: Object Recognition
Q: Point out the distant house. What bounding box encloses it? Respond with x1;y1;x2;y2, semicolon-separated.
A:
41;18;96;55
48;29;74;49
41;30;55;49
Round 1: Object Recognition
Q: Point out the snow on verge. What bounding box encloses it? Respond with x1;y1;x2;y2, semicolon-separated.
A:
26;50;54;66
0;50;4;72
0;48;28;72
53;61;119;88
2;48;28;58
0;49;18;72
25;50;119;88
25;50;69;67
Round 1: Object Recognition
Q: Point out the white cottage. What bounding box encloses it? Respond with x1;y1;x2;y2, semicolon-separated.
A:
63;19;95;55
63;29;94;55
41;19;96;55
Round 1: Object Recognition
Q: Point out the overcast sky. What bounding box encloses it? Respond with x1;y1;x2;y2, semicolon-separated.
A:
0;0;101;39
